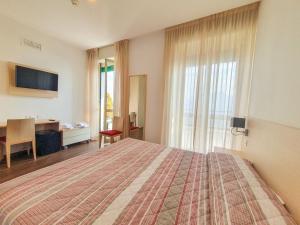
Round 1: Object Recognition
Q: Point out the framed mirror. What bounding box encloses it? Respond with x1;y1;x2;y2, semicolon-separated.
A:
129;75;147;140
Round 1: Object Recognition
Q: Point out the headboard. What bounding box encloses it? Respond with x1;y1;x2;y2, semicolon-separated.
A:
244;118;300;224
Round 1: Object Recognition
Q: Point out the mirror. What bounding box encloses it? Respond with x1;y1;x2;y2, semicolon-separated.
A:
129;75;147;140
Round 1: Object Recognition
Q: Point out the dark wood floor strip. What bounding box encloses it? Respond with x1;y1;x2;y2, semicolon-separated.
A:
0;141;99;184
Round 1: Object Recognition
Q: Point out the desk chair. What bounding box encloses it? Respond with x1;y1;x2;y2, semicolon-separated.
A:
99;116;123;148
129;112;138;130
0;119;36;168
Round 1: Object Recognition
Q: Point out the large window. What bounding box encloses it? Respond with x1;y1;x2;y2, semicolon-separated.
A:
180;62;237;150
162;4;259;153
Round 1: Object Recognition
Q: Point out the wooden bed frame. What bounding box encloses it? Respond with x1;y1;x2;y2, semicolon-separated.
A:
243;118;300;224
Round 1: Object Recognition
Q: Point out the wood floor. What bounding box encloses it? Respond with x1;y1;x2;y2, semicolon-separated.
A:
0;141;99;184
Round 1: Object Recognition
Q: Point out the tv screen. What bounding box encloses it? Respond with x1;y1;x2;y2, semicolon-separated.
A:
15;66;58;91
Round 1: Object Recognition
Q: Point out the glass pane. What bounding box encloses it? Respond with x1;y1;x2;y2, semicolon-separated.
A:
100;71;106;131
106;70;115;130
180;61;237;151
99;59;115;133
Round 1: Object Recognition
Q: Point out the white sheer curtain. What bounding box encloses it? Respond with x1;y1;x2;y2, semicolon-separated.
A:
161;3;259;153
114;40;130;137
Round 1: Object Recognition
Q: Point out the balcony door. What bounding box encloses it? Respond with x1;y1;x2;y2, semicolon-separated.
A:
99;58;115;132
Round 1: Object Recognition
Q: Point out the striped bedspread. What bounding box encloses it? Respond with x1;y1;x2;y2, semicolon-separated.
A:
0;139;296;225
208;153;297;225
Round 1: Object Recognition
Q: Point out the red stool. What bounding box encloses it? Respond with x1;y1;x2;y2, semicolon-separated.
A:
99;116;123;148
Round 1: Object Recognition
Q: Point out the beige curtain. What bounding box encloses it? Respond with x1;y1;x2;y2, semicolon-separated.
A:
161;3;259;153
114;40;129;137
86;48;99;139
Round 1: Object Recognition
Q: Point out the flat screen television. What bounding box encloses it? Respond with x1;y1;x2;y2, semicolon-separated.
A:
15;66;58;91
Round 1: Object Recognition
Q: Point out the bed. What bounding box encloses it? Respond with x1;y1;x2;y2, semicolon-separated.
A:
0;138;296;225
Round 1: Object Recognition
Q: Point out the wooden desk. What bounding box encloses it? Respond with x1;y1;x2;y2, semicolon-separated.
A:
0;119;59;128
0;119;59;133
0;119;60;155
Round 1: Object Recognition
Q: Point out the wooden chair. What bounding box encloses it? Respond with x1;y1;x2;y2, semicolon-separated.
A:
129;112;137;127
99;116;123;148
0;119;36;168
129;112;139;131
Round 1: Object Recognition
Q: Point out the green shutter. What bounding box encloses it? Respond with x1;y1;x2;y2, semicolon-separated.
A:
100;65;114;73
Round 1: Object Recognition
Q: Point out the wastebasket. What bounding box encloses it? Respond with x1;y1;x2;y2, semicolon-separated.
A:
36;130;61;156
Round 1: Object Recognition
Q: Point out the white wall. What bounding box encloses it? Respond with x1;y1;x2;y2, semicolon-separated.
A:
249;0;300;127
0;15;86;123
129;31;165;143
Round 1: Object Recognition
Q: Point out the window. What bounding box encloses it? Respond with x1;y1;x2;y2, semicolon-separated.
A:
179;62;237;151
162;4;258;153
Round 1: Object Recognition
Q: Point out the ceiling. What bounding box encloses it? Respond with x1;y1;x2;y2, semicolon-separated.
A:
0;0;258;49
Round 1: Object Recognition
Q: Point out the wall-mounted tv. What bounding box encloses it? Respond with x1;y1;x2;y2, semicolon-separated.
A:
15;66;58;91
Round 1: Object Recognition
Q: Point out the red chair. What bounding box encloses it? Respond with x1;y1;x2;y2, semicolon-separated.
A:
99;116;123;148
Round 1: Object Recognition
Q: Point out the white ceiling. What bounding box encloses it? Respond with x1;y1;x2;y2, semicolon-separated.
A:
0;0;258;49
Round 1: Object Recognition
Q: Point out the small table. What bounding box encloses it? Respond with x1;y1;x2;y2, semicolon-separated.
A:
61;127;91;148
129;127;144;140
